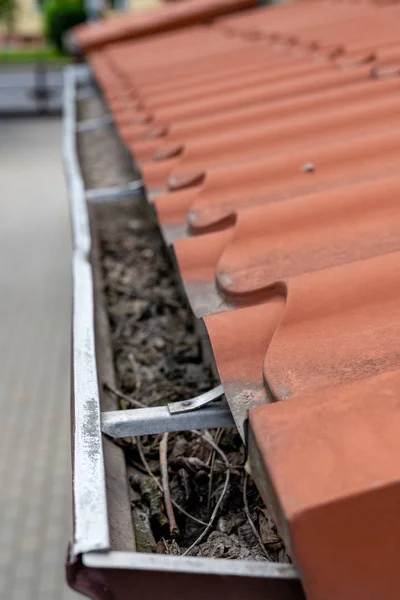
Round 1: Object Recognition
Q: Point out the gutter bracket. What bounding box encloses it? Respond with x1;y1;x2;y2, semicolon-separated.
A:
85;180;144;203
168;384;225;414
77;113;113;133
101;400;234;439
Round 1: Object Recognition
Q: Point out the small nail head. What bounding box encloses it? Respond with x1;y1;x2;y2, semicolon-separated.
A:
301;162;315;173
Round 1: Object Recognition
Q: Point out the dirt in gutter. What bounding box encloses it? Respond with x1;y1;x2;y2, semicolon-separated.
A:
77;96;289;562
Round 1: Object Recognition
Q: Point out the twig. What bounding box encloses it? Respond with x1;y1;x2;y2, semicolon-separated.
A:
159;432;179;537
103;381;146;409
207;428;223;517
128;352;142;393
179;468;190;501
137;438;207;527
136;438;159;480
182;431;230;556
243;472;270;559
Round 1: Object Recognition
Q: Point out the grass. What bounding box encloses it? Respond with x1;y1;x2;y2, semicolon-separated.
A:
0;47;71;64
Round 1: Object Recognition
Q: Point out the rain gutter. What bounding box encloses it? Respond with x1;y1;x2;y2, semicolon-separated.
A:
63;64;305;600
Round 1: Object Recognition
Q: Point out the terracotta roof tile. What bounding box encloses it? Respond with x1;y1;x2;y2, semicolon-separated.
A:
84;1;400;595
172;174;400;316
155;125;400;237
72;0;257;51
121;65;377;144
138;88;399;189
126;73;399;153
249;370;400;600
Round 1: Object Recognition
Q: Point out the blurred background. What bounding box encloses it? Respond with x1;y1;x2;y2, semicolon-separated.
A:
0;1;159;598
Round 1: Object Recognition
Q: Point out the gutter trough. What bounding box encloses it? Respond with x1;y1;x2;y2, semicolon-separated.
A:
64;64;304;600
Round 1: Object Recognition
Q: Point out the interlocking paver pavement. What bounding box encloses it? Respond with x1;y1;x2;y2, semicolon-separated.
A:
0;118;79;599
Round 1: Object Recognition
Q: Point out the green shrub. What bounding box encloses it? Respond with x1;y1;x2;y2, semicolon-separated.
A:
44;0;87;52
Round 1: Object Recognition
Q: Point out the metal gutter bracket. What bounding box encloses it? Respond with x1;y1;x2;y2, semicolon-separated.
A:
85;180;144;203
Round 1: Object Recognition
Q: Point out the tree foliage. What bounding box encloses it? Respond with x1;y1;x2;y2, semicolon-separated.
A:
44;0;87;52
0;0;18;35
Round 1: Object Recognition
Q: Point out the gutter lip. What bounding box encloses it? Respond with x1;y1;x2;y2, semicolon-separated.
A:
82;549;300;579
64;64;110;559
63;65;92;256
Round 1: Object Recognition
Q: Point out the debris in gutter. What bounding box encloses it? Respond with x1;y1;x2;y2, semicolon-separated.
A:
97;202;289;561
77;95;289;562
160;432;180;538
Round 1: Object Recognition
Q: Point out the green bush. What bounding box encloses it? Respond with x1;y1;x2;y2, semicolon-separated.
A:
44;0;87;52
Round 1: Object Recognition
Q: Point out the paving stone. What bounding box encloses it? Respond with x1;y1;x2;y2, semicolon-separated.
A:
0;118;79;599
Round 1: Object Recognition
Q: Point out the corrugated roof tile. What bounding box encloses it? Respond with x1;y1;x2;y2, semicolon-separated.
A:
249;369;400;600
127;72;399;153
138;88;399;189
155;125;400;237
201;247;400;476
80;1;400;595
72;0;258;51
173;174;400;315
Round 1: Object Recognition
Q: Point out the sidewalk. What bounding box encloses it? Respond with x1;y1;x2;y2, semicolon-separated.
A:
0;118;78;599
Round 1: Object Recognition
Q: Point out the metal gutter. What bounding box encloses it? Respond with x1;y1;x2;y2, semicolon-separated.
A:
63;65;92;256
64;64;305;599
72;253;110;557
83;550;298;579
64;65;110;558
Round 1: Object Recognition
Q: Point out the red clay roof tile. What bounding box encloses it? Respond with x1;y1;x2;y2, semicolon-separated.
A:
265;250;400;398
121;64;378;141
248;369;400;600
154;125;400;237
172;174;400;316
203;247;400;433
72;0;257;51
138;88;399;189
125;74;400;156
84;2;400;595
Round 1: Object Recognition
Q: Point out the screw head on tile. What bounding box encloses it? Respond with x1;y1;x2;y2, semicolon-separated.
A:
301;162;315;173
